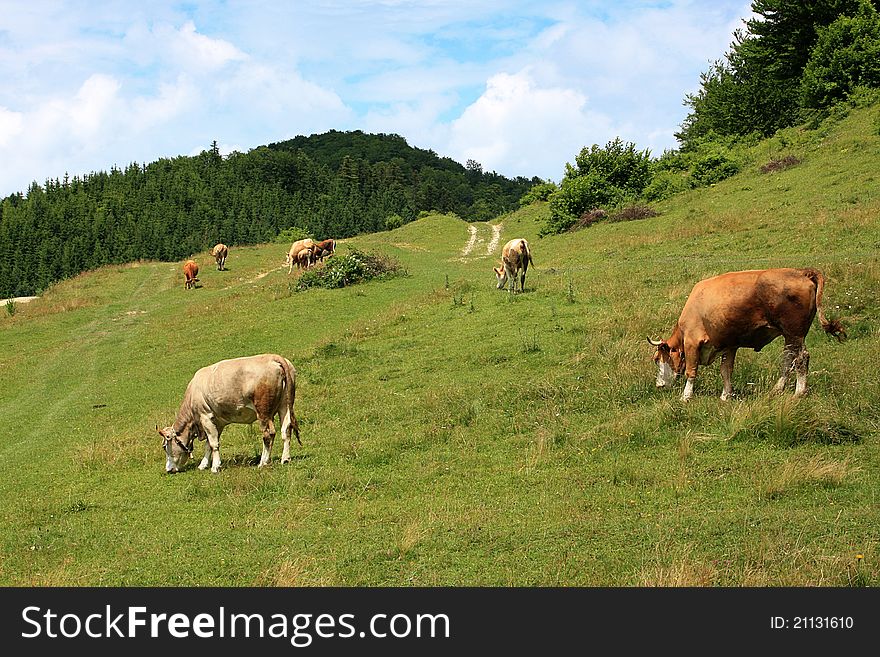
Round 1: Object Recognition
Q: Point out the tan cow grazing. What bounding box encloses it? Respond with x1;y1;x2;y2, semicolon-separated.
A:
286;238;316;274
493;238;533;293
211;243;228;271
295;248;313;270
183;260;199;290
312;238;337;263
158;354;302;474
648;268;845;402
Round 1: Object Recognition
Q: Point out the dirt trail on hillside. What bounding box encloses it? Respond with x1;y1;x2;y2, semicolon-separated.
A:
460;225;478;258
458;223;502;262
486;223;502;255
0;296;38;305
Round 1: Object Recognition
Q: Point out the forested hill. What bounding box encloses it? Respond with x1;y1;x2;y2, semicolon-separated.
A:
0;131;539;297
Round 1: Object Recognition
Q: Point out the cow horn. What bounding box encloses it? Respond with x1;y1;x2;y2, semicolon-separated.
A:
647;337;663;346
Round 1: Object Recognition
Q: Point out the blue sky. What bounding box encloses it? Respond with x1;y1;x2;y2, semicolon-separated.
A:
0;1;753;197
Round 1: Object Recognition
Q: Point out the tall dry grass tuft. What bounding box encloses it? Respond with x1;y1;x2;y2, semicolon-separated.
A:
256;557;335;586
722;396;861;446
395;519;428;559
760;455;856;499
640;546;717;587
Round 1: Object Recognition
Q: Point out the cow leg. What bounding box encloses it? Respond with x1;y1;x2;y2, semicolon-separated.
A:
199;422;222;473
258;417;276;467
719;348;737;401
773;339;801;394
681;342;702;402
793;345;810;397
198;440;212;470
280;410;293;464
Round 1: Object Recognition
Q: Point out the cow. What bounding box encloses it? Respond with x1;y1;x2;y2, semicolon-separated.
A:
286;238;316;274
211;243;229;271
493;238;534;293
648;268;845;402
183;260;199;290
157;354;302;474
295;248;313;270
312;238;337;264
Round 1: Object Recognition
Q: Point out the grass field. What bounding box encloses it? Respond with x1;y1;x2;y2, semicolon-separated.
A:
1;104;879;586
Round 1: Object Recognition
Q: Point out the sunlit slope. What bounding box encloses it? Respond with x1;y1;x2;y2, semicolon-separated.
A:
0;107;878;586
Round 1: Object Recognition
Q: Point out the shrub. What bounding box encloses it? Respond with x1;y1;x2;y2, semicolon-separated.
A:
543;137;651;235
608;205;659;222
518;182;557;206
384;214;404;231
296;248;405;291
760;155;803;173
691;150;740;185
644;171;693;201
567;208;607;231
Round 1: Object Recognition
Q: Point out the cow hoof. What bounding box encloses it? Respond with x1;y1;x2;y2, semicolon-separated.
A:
211;467;221;474
281;457;291;465
198;462;209;470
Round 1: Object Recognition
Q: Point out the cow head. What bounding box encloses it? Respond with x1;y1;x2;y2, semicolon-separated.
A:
648;337;684;388
493;265;508;289
157;425;195;473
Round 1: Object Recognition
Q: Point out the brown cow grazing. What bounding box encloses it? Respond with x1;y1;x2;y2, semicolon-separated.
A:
493;238;533;293
312;238;336;263
211;243;228;270
158;354;302;473
286;238;316;274
183;260;199;290
648;268;845;402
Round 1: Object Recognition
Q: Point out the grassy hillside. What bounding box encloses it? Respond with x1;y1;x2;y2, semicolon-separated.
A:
1;105;878;586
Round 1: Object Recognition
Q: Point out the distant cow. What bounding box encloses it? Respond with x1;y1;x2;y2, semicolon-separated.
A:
649;268;845;402
211;243;228;271
183;260;199;290
286;238;316;274
494;238;533;293
312;239;337;263
158;354;302;474
295;248;313;270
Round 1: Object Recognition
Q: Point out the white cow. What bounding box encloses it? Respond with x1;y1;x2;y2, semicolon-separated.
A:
158;354;302;473
493;238;534;293
285;238;316;274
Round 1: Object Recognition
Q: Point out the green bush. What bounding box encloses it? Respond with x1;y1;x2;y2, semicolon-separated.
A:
542;138;651;235
296;248;406;291
384;214;404;231
691;150;740;185
518;182;557;206
644;171;693;202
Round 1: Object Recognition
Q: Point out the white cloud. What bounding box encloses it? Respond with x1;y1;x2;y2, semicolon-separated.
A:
447;70;615;181
0;106;24;147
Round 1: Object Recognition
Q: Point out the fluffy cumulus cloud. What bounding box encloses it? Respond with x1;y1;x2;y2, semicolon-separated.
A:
447;70;615;181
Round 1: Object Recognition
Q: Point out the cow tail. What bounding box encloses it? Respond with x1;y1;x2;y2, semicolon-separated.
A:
804;269;846;341
277;356;303;446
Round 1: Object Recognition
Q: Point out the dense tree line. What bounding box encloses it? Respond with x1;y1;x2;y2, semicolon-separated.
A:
679;0;880;147
0;133;538;296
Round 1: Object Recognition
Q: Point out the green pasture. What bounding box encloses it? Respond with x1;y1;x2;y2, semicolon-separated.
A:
1;106;878;586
